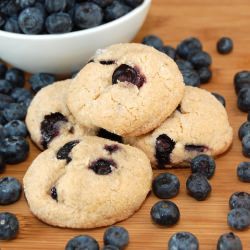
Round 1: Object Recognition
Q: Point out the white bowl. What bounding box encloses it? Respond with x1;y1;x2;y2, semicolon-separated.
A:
0;0;151;74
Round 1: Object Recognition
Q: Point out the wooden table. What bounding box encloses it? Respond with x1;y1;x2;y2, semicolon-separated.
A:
1;0;250;249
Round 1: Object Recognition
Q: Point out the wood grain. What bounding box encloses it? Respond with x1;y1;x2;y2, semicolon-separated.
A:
1;0;250;249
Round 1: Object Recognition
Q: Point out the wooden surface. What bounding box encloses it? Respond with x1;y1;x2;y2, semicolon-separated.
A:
1;0;250;249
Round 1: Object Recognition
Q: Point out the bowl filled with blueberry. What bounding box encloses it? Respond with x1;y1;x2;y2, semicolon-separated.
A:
0;0;151;74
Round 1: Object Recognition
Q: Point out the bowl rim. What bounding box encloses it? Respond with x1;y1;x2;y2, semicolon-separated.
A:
0;0;151;40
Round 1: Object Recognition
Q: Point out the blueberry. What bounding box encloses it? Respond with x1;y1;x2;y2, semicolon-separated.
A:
150;200;180;227
142;35;164;50
185;145;208;153
3;103;27;122
91;0;113;8
125;0;143;8
65;235;99;250
45;12;72;34
18;7;45;34
212;92;226;107
161;45;176;59
4;16;21;33
238;121;250;140
104;0;131;22
188;51;212;69
102;245;119;250
217;37;233;54
103;226;129;249
176;37;202;59
227;208;250;230
45;0;66;13
0;62;7;78
0;212;19;240
15;0;36;9
191;154;216;179
242;134;250;157
175;59;194;71
56;140;80;163
152;173;180;199
0;79;13;94
0;136;29;164
229;192;250;210
97;128;123;143
237;162;250;182
5;68;25;88
4;120;28;137
0;177;22;205
11;87;33;103
237;88;250;112
234;71;250;94
186;173;211;201
33;2;47;17
0;111;7;125
0;93;14;110
89;158;117;175
197;67;212;83
50;186;57;201
29;73;55;93
0;13;5;29
0;0;20;17
74;2;103;30
217;232;242;250
0;154;5;174
168;232;199;250
180;68;200;87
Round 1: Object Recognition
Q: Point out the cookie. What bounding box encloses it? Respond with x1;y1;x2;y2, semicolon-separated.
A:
125;86;233;168
23;136;152;228
25;80;96;149
67;43;185;137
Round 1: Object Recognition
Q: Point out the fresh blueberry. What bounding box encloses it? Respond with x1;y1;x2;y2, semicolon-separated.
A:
56;140;80;163
161;45;176;59
234;71;250;94
29;73;55;93
97;128;123;143
65;235;99;250
0;124;5;139
229;192;250;210
152;173;180;199
168;232;199;250
0;154;5;174
18;7;45;34
15;0;36;9
197;67;212;83
180;68;200;87
227;208;250;230
124;0;143;8
186;173;211;201
102;245;119;250
212;92;226;107
4;120;28;138
176;37;202;59
89;158;117;175
237;162;250;182
0;111;7;125
45;0;66;13
175;59;194;71
74;2;103;30
5;67;25;88
217;232;242;250
242;134;250;157
0;93;14;110
4;16;21;33
91;0;113;8
238;121;250;140
104;1;131;22
45;12;72;34
65;0;75;10
103;226;129;249
217;37;233;54
191;154;216;179
0;177;22;205
188;51;212;69
3;103;27;122
0;212;19;240
0;62;7;78
33;2;47;17
0;79;13;94
151;200;180;227
0;13;5;29
0;0;20;17
50;186;57;201
0;136;29;164
142;35;164;50
10;88;33;103
237;88;250;112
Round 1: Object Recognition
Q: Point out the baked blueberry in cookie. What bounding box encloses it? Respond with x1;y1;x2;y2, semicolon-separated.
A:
185;144;208;152
104;144;120;154
50;186;57;201
89;158;117;175
56;140;80;163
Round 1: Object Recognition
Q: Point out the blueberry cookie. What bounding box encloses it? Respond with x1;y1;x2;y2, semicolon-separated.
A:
25;80;96;149
23;136;152;228
125;86;233;168
67;43;185;137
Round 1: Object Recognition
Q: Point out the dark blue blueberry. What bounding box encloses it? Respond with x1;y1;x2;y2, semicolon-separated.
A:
29;73;55;93
89;158;117;175
0;124;5;139
0;136;29;164
176;37;202;59
188;51;212;69
186;173;211;201
103;226;129;249
0;13;5;29
92;0;113;8
175;59;194;71
3;103;27;122
15;0;36;9
0;0;20;17
212;92;226;107
180;68;200;87
104;144;119;154
45;12;72;34
237;88;250;112
65;0;75;10
152;173;180;199
50;186;57;201
10;87;33;103
56;140;80;163
65;235;99;250
104;0;131;22
191;154;216;179
4;120;28;138
97;128;123;143
162;45;176;59
150;200;180;227
4;16;21;33
234;71;250;94
238;121;250;140
0;212;19;240
102;245;119;250
124;0;143;8
142;35;164;50
227;208;250;230
112;64;145;88
0;177;22;205
74;2;103;30
197;67;212;83
33;2;47;17
0;111;7;125
168;232;199;250
242;134;250;157
229;192;250;210
217;37;233;54
45;0;66;13
0;62;7;78
237;162;250;182
5;68;25;88
0;154;5;174
0;93;14;110
217;232;242;250
0;79;13;94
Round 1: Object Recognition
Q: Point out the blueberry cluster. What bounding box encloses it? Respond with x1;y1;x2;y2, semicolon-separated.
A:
238;116;250;158
0;0;144;35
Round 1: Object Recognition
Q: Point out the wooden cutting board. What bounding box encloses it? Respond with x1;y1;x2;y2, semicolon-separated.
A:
1;0;250;249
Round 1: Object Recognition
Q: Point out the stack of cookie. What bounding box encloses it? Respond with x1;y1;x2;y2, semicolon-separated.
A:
23;43;233;229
